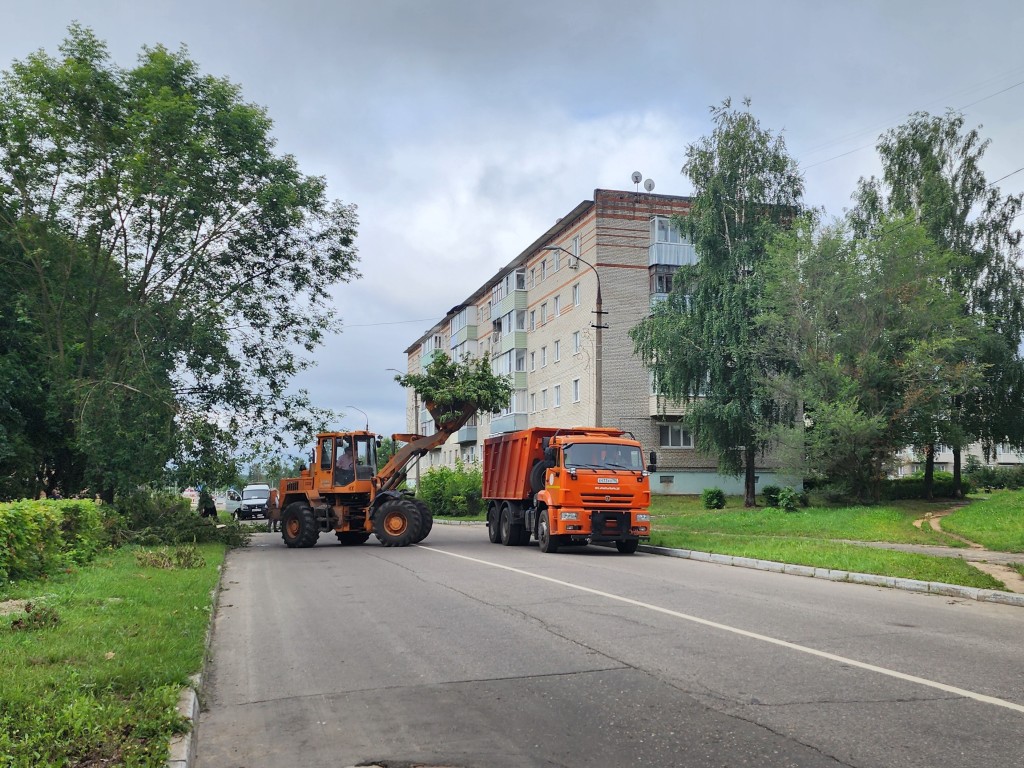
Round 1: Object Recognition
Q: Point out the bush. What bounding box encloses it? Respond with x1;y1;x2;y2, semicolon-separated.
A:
777;487;801;512
761;485;782;507
0;499;109;582
701;487;725;509
882;471;972;500
417;460;483;517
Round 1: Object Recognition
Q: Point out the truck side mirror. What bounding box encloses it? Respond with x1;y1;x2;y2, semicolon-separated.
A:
647;451;657;472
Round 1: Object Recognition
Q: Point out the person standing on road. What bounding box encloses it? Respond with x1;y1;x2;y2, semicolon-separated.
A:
199;486;217;519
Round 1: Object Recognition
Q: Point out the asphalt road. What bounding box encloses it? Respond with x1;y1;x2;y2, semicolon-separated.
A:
197;525;1023;768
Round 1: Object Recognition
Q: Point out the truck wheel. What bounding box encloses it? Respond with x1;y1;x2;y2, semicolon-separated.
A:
374;499;422;547
537;509;560;554
336;531;371;546
616;539;640;554
530;460;555;494
486;503;502;544
412;500;433;543
282;503;319;548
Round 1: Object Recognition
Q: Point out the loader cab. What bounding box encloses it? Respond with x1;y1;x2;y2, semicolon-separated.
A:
318;432;377;489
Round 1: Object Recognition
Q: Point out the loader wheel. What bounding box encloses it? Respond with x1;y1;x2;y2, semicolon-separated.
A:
616;539;640;554
374;499;422;547
412;500;433;543
282;503;319;548
486;503;502;544
537;508;560;554
336;531;371;546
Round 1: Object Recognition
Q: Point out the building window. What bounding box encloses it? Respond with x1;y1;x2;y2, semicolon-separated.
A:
540;303;547;324
529;310;536;331
541;389;547;409
553;295;561;316
572;378;581;402
515;349;526;372
572;331;581;353
529;351;536;371
553;340;560;362
540;260;547;281
552;249;560;271
572;234;581;260
573;283;580;306
528;268;535;289
659;423;694;448
530;392;536;413
554;384;561;407
541;346;547;367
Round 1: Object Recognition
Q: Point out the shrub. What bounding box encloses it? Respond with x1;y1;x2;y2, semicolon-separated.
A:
777;487;800;512
417;460;483;517
701;487;725;509
882;471;972;500
0;499;109;582
761;485;782;507
111;489;250;547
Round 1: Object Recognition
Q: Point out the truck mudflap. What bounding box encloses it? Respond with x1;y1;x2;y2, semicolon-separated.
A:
588;511;632;542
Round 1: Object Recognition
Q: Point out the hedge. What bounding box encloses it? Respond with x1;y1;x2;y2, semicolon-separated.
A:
0;499;105;582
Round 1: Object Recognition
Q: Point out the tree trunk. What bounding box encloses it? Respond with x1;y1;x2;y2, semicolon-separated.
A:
744;445;757;507
952;448;963;498
923;443;934;500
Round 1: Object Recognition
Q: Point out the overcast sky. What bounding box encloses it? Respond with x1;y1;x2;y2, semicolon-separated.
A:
4;1;1023;445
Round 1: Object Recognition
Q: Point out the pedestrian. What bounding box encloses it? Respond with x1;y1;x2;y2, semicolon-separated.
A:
199;486;217;519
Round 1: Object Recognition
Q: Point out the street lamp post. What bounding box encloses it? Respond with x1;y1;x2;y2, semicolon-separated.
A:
542;245;607;426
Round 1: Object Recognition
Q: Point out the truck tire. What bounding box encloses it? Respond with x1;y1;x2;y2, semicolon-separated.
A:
616;539;640;554
530;460;555;494
486;503;502;544
336;531;371;546
282;503;319;548
412;500;433;543
537;508;560;554
374;499;422;547
500;502;528;546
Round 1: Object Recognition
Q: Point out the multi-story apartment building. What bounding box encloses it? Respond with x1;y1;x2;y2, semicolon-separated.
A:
402;189;796;494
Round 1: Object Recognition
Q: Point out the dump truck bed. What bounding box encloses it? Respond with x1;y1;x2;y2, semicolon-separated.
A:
482;427;558;501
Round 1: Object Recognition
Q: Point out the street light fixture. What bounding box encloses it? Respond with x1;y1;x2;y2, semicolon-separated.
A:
542;244;607;426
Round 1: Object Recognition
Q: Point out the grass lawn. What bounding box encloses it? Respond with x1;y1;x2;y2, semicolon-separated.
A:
0;542;225;767
648;492;1024;590
941;491;1024;552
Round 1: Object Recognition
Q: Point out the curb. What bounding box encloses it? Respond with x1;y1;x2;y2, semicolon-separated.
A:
637;543;1024;608
166;561;224;768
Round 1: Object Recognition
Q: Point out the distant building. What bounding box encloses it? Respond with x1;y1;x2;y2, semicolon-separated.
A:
893;444;1024;477
403;189;797;494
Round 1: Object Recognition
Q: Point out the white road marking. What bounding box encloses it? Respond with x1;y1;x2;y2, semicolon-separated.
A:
418;545;1024;714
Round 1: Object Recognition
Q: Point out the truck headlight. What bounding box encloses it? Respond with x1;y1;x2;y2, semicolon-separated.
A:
560;512;579;521
636;514;650;522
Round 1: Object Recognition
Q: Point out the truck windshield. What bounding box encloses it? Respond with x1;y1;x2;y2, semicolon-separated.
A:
242;488;270;500
564;443;643;470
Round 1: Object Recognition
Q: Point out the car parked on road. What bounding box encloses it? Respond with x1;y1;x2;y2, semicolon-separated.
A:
237;483;272;520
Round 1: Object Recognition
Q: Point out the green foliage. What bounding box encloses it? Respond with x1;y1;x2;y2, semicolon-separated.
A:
0;499;108;581
776;487;800;512
417;460;483;516
110;488;250;548
964;460;1024;491
761;485;782;506
632;98;803;506
883;472;972;500
700;487;725;509
134;544;206;569
0;25;359;501
396;353;512;428
9;602;61;631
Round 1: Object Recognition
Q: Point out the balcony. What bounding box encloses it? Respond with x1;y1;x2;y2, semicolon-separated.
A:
649;241;697;267
489;413;529;434
457;424;477;444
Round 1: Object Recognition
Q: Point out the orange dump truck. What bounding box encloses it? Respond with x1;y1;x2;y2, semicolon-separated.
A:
482;426;653;554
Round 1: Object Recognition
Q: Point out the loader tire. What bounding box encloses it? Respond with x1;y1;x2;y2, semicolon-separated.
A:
374;499;422;547
336;531;371;546
412;500;433;543
282;503;319;548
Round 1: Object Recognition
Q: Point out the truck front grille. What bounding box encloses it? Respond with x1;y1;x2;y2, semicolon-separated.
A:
580;493;633;507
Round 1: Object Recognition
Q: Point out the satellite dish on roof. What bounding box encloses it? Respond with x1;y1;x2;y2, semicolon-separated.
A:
644;179;656;192
631;171;643;184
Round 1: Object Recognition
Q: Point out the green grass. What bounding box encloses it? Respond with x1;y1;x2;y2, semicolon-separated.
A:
651;531;1002;589
940;491;1024;552
647;492;1024;590
0;543;225;767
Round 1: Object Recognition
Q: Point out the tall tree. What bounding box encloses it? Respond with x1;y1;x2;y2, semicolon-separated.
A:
0;26;359;500
631;99;804;506
851;111;1024;496
759;216;979;501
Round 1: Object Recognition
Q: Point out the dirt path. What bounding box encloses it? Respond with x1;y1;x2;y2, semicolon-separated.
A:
912;507;1024;593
